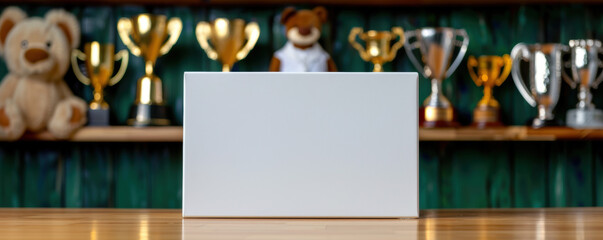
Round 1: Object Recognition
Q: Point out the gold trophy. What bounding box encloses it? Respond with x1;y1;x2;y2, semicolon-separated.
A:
467;55;512;128
117;14;182;126
196;18;260;72
348;27;405;72
71;41;129;126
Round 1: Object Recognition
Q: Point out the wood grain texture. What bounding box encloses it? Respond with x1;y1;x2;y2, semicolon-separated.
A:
9;126;603;142
19;127;183;142
10;126;603;142
0;208;603;239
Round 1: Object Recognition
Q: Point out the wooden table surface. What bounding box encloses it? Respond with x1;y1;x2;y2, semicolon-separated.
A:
1;208;602;239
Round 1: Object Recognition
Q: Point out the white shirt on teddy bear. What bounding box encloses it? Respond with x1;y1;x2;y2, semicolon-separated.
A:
274;41;329;72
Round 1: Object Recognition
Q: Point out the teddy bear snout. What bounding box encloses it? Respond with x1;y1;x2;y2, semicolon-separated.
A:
298;26;312;36
24;48;49;64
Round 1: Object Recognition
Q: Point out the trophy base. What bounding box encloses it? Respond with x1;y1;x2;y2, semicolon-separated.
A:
566;108;603;129
87;108;110;126
530;118;560;129
127;104;171;127
472;106;503;129
419;107;458;128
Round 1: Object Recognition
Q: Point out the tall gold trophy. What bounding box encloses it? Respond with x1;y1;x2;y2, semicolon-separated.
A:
117;14;182;126
348;27;405;72
467;55;512;128
71;41;129;126
196;18;260;72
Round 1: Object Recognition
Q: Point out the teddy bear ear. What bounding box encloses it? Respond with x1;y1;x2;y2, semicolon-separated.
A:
0;7;27;54
45;9;80;49
312;6;328;24
280;7;297;25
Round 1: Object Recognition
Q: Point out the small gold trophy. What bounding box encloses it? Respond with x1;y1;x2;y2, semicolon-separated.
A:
71;41;128;126
196;18;260;72
348;27;405;72
117;13;182;126
467;55;512;128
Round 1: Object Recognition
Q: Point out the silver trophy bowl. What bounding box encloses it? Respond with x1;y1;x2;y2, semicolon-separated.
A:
511;43;568;128
404;27;469;125
563;39;603;128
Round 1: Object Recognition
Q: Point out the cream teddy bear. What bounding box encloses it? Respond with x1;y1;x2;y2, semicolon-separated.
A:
0;7;86;140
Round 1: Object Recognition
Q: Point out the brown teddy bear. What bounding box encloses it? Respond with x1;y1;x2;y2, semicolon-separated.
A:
0;7;86;140
269;6;337;72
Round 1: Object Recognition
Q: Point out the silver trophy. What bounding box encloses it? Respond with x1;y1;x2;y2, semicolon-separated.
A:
511;43;568;128
404;27;469;127
563;39;603;128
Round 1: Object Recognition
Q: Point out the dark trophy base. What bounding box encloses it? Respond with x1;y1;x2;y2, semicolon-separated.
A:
472;106;503;129
87;108;110;126
529;118;560;129
419;107;459;128
127;104;171;127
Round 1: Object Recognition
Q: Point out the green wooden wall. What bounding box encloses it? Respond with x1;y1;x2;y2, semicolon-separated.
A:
1;4;603;209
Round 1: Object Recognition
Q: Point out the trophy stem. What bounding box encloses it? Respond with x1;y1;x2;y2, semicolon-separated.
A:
145;61;155;75
420;78;457;127
473;86;502;128
532;105;558;128
577;86;594;109
431;79;441;96
537;105;554;121
483;86;492;100
90;91;108;110
424;79;450;107
372;62;383;72
222;64;231;72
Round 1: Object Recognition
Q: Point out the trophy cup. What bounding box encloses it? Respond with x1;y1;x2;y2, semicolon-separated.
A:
117;14;182;126
196;18;260;72
403;27;469;127
511;43;568;128
71;42;129;126
467;55;512;128
348;27;405;72
563;39;603;128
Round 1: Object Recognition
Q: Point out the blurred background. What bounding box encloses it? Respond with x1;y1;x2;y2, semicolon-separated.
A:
0;0;602;209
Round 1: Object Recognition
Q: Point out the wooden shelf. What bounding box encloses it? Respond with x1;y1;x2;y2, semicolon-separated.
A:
419;126;522;141
8;126;603;142
420;126;603;141
19;126;183;142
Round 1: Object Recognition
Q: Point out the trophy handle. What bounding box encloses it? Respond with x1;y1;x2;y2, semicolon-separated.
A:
195;21;219;60
348;27;370;61
561;60;577;89
496;54;512;86
511;43;537;107
445;29;469;78
159;17;183;56
403;30;428;78
236;22;260;61
109;49;129;86
385;27;405;62
467;56;481;86
117;18;142;57
71;49;91;86
592;49;603;89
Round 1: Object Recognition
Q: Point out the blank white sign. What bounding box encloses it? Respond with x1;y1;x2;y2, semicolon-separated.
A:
183;72;418;218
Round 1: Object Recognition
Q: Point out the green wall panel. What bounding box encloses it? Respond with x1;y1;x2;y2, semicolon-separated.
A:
418;142;440;209
0;146;21;207
1;4;603;209
513;142;548;208
333;10;367;72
